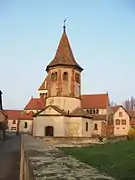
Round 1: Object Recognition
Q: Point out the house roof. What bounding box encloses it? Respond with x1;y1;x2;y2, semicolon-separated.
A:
92;115;107;120
112;105;130;117
38;75;48;91
112;105;121;113
0;110;7;117
46;28;83;72
24;97;45;110
70;107;91;118
35;105;67;116
81;93;109;109
5;110;33;120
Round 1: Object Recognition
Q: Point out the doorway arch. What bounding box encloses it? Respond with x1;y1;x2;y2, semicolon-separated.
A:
45;126;54;136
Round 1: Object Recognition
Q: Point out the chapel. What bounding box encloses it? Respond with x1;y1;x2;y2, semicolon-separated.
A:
33;24;93;137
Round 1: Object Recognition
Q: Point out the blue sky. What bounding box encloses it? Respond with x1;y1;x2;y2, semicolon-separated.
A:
0;0;135;109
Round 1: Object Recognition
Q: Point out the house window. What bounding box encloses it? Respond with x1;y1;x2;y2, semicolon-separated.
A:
11;127;16;131
24;122;28;128
86;122;88;131
12;120;16;124
63;72;68;81
119;112;122;117
94;123;98;130
51;72;57;81
116;119;120;125
122;119;126;125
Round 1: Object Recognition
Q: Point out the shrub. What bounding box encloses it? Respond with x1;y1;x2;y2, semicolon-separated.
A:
127;128;135;140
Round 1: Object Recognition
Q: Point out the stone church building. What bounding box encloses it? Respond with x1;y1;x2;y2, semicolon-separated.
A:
33;26;93;137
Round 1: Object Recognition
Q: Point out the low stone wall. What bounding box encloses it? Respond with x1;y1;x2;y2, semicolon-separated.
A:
39;136;103;147
20;134;115;180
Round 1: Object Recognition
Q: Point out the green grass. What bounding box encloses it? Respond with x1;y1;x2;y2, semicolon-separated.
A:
61;140;135;180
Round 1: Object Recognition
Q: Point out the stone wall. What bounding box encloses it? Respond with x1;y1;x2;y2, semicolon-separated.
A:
39;136;101;147
20;134;115;180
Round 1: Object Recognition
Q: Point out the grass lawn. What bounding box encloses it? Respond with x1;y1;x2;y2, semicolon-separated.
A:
61;140;135;180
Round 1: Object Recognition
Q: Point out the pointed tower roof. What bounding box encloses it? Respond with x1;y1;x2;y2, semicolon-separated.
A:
46;26;83;72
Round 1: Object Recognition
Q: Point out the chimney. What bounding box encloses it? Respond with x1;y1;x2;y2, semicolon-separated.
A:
0;90;3;110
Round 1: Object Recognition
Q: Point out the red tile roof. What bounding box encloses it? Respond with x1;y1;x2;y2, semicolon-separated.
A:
112;105;121;113
81;93;109;109
46;29;83;72
4;110;33;120
24;97;45;110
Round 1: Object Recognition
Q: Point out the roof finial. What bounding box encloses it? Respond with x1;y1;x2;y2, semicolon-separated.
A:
63;18;67;32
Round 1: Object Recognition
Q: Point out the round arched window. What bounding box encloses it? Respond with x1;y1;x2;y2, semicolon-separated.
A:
63;72;68;81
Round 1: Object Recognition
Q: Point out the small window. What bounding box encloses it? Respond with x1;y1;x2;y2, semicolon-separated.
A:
90;109;93;114
11;127;16;130
12;120;16;124
119;112;122;117
94;123;98;130
93;109;96;114
51;72;57;81
116;119;120;125
86;122;88;131
122;119;126;125
75;73;80;83
86;109;89;114
63;72;68;81
96;109;99;114
24;122;28;128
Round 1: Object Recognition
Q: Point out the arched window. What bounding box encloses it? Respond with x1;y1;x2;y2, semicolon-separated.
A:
63;72;68;81
51;72;57;81
86;122;88;131
75;73;80;83
86;109;89;114
90;109;93;114
96;109;99;114
94;123;98;130
24;122;28;129
93;109;96;114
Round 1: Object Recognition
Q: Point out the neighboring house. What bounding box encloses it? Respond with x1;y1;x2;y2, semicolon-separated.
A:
24;96;45;114
5;110;33;133
33;25;93;138
81;93;113;137
112;105;130;136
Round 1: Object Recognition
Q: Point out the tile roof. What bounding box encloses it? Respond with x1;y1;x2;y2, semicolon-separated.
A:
0;110;8;117
35;105;67;116
92;115;107;120
46;29;83;72
81;93;109;109
4;110;33;120
70;107;91;118
38;76;48;91
112;105;121;113
24;97;45;110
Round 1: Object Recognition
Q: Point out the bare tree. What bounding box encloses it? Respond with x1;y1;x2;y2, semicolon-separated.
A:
110;101;117;106
123;96;135;111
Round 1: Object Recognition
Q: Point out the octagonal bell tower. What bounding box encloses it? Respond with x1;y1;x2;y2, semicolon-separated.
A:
46;24;83;113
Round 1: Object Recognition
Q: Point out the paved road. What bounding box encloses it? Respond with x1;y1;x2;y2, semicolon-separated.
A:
0;133;20;180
